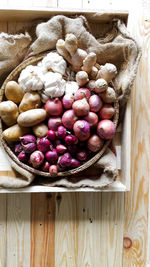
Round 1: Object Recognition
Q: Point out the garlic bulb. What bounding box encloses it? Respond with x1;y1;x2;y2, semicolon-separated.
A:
65;81;79;95
42;72;66;98
18;65;43;92
41;52;67;75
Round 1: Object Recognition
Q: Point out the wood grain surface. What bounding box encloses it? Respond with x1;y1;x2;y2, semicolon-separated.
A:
0;1;149;267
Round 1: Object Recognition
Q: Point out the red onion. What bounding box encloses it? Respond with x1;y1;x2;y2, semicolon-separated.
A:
20;134;36;145
37;137;51;153
18;151;28;163
65;135;75;145
56;144;67;154
73;120;90;141
87;134;104;152
49;165;58;176
22;142;37;154
57;126;66;139
15;143;23;154
62;110;78;129
45;149;58;163
45;98;63;116
97;120;116;139
76;150;87;161
74;88;91;101
67;144;78;154
48;117;62;131
83;112;98;128
42;161;50;172
29;150;44;168
47;129;56;140
62;94;74;109
89;95;102;112
71;158;80;168
99;104;115;119
72;98;89;117
59;152;72;167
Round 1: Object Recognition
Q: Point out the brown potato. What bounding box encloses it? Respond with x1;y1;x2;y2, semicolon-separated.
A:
0;100;19;126
19;92;41;113
2;124;30;142
17;108;47;127
5;81;24;104
33;123;48;138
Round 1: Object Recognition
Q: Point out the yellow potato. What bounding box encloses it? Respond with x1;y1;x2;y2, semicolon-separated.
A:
19;92;41;113
17;108;47;127
5;81;24;104
33;123;48;138
0;100;19;126
2;124;30;142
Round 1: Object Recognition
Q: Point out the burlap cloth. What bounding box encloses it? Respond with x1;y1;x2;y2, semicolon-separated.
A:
0;15;141;189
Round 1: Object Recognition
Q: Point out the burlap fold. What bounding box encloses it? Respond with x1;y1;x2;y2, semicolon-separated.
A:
0;15;141;189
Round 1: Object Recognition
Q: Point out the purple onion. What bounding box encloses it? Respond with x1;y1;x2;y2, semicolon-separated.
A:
48;117;62;131
70;158;80;168
22;142;37;154
57;126;66;139
49;165;58;176
45;149;58;163
59;152;72;167
42;161;50;172
18;151;28;163
76;150;88;161
20;134;36;145
73;120;90;141
65;135;75;145
56;144;67;154
37;137;51;153
67;144;78;154
89;95;102;112
47;130;56;141
29;150;44;168
15;143;23;154
62;94;74;109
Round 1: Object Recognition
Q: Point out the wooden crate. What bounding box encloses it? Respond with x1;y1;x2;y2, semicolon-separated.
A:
0;8;130;192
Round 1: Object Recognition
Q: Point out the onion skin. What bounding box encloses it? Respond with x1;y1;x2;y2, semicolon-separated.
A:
72;98;89;117
83;112;98;128
47;130;56;140
48;117;62;131
56;144;67;154
45;98;63;116
74;88;91;101
87;134;104;152
99;104;115;119
97;120;116;140
49;165;58;176
42;161;50;172
20;134;36;145
29;150;44;168
22;142;37;154
15;143;23;154
45;149;58;163
73;120;90;141
62;94;74;109
37;137;51;153
89;95;102;112
62;110;78;129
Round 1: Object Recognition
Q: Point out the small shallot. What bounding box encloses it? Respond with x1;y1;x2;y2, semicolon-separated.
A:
73;120;90;141
83;112;98;128
72;98;89;117
47;129;56;140
99;104;115;119
15;143;23;154
97;120;116;139
42;161;50;172
89;95;102;113
74;88;91;101
87;134;104;152
57;126;66;139
49;165;58;176
59;152;71;167
56;144;67;154
20;134;36;145
48;117;62;131
71;158;80;168
29;150;44;168
76;150;87;161
22;142;37;154
45;149;58;163
62;110;78;129
18;151;28;163
37;137;51;153
62;94;74;109
45;98;63;116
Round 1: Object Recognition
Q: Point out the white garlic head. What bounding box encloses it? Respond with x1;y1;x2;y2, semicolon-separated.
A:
65;81;79;96
42;72;66;98
41;52;67;75
18;65;43;92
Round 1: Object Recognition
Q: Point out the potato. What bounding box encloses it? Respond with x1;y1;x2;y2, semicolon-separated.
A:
5;81;24;104
19;92;41;113
33;123;48;138
17;108;47;127
0;100;19;126
2;124;30;142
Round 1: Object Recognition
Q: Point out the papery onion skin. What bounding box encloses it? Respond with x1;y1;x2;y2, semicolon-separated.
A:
74;88;91;101
45;98;63;116
72;98;89;117
48;117;62;131
87;134;104;152
29;150;44;168
99;104;115;119
20;134;36;145
73;120;90;141
89;95;102;112
15;143;23;154
62;109;78;129
56;144;67;154
83;112;98;128
97;120;116;140
22;142;37;154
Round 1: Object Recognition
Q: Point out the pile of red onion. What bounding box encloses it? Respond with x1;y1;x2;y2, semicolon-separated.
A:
15;87;116;176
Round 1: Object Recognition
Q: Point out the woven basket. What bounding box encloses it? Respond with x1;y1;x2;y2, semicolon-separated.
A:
0;53;119;177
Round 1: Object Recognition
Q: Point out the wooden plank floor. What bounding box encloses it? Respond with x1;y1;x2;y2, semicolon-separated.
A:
0;0;149;266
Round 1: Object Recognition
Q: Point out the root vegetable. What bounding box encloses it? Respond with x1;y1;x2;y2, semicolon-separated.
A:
2;124;30;142
20;134;36;145
83;112;98;128
17;108;47;127
99;104;115;119
89;95;102;112
33;123;48;138
97;120;116;140
57;126;66;139
22;142;37;154
45;98;63;116
76;71;89;87
49;165;58;176
29;150;44;168
47;130;56;140
42;161;50;172
18;151;28;163
73;120;90;141
56;144;67;154
76;150;87;161
45;149;58;163
62;110;78;129
37;137;51;153
65;33;78;56
87;134;104;152
56;39;71;63
73;98;90;117
100;87;116;103
0;100;19;126
74;88;91;101
71;158;80;168
5;81;24;104
94;78;108;93
48;117;62;131
19;92;41;113
62;94;74;109
15;143;23;154
96;63;117;82
59;152;71;167
87;80;96;91
82;52;97;73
